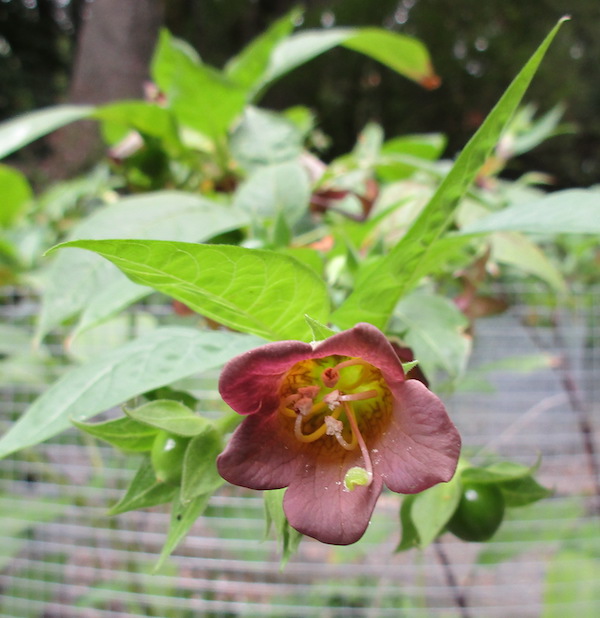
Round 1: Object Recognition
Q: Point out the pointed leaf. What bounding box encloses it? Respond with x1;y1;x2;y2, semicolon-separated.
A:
49;240;330;341
0;105;94;159
152;29;246;138
154;490;212;572
225;8;299;92
125;400;211;437
262;27;437;91
0;327;262;458
0;165;32;227
332;18;568;329
72;415;158;452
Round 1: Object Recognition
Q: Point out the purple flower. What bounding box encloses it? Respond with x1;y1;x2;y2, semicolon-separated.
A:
217;323;461;545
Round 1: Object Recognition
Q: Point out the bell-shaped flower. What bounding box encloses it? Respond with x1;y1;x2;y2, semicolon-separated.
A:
217;323;461;545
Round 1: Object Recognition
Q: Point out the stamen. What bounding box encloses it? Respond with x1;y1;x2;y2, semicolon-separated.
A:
343;401;373;485
323;389;340;410
324;415;357;451
294;406;342;443
338;389;378;402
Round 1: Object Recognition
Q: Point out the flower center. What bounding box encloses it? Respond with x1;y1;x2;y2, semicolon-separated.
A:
278;356;392;489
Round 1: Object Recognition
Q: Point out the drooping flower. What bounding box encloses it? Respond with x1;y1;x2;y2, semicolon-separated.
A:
217;323;461;545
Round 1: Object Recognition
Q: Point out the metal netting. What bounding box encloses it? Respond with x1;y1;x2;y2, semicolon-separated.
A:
0;285;598;617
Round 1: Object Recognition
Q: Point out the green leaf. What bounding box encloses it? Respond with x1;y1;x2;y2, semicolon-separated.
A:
0;327;262;458
151;29;246;138
49;240;330;341
36;191;248;341
304;314;336;341
233;160;310;226
491;231;566;292
72;415;158;452
393;291;471;383
261;27;437;92
0;105;94;159
499;474;553;507
410;475;462;547
0;165;32;227
154;490;212;573
108;457;177;515
229;107;304;170
93;101;182;152
125;400;211;437
180;427;224;502
542;549;600;617
461;461;533;484
459;188;600;235
332;18;568;329
396;494;419;552
225;8;299;92
264;488;302;566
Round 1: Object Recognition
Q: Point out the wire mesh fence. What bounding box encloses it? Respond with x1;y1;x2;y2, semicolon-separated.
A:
0;285;598;617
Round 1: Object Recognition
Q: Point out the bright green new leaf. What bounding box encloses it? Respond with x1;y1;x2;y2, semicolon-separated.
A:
225;8;300;92
151;29;246;138
93;101;182;152
108;457;178;515
410;475;462;547
459;188;600;235
125;400;211;437
305;314;336;341
154;490;213;572
261;27;437;92
50;240;330;341
181;427;224;503
0;327;262;458
332;18;568;330
36;191;248;341
0;104;93;159
0;165;32;227
72;415;158;452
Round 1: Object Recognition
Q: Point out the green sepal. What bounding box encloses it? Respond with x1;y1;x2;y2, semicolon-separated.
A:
264;488;302;567
108;457;178;515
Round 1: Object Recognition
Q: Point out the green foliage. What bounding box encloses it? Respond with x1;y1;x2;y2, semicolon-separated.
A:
0;12;583;573
50;239;330;341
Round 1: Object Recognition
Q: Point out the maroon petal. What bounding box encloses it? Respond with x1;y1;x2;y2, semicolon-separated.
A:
219;340;313;416
312;323;406;388
216;411;301;490
283;445;384;545
374;380;461;494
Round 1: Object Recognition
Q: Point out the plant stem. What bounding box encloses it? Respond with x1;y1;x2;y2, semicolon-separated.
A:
433;539;471;618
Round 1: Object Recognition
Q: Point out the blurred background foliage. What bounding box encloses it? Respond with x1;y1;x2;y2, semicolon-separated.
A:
0;0;597;188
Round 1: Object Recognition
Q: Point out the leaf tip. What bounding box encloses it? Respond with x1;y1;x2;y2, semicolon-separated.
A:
420;71;441;91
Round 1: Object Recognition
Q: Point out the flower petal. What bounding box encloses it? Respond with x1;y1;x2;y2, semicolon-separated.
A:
283;445;384;545
313;323;406;387
375;380;461;493
216;411;300;490
219;340;313;416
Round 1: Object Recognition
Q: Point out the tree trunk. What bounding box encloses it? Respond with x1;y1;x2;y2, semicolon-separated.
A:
43;0;164;180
